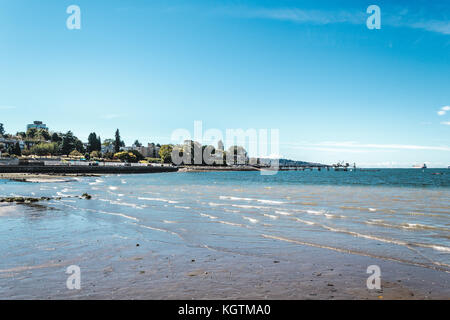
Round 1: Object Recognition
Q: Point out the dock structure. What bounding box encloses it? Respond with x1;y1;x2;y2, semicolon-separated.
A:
253;162;356;172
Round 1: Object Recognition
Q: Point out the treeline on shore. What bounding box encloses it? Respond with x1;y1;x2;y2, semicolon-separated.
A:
0;123;251;166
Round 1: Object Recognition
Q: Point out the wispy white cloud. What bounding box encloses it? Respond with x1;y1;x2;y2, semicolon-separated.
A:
441;121;450;126
437;106;450;116
284;141;450;152
317;141;450;151
219;7;364;25
218;6;450;36
411;20;450;35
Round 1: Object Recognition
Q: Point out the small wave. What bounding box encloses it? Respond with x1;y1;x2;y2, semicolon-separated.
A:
429;245;450;253
294;218;315;225
134;223;183;239
322;224;450;253
243;216;259;224
232;204;269;210
220;196;284;204
200;213;218;219
401;223;450;232
82;207;139;222
215;220;246;228
258;199;284;204
293;208;325;215
366;220;450;232
174;205;191;209
98;199;144;209
220;196;253;201
260;234;450;273
306;209;325;215
138;197;179;204
224;209;240;213
275;210;291;216
109;186;118;191
263;214;278;220
208;202;227;207
91;179;104;185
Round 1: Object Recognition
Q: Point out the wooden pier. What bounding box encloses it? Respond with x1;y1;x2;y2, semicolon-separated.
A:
254;162;356;172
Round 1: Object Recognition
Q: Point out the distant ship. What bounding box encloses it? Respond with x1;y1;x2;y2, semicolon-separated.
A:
413;163;427;169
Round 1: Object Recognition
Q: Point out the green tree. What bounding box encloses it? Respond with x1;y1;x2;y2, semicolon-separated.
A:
26;128;37;139
88;132;100;153
134;140;142;147
0;123;4;136
13;142;21;156
129;149;144;161
113;151;137;163
16;132;26;139
159;144;173;164
103;138;114;146
30;143;58;156
37;129;51;141
103;151;114;160
114;129;121;153
61;131;77;155
90;150;101;159
75;139;85;154
51;132;62;143
69;150;83;158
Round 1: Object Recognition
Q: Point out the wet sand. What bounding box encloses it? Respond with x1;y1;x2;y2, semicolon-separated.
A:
0;203;448;300
0;173;98;183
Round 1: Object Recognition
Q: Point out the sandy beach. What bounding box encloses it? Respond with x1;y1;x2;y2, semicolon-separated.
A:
0;171;449;300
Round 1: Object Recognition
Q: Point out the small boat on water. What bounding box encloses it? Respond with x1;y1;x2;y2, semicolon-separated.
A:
413;163;427;169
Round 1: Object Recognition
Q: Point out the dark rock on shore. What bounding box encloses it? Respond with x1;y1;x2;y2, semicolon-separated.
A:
1;193;93;203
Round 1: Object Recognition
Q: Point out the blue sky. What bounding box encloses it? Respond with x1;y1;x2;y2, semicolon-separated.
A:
0;0;449;167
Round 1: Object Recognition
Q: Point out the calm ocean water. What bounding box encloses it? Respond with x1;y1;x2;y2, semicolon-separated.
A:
1;169;449;277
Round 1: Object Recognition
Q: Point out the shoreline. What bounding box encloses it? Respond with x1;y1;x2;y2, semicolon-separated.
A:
0;165;178;176
0;173;98;183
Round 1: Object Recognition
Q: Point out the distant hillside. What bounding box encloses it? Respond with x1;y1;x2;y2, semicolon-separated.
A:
258;158;326;167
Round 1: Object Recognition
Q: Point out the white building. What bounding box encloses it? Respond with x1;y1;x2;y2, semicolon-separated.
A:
133;143;160;158
27;121;48;131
